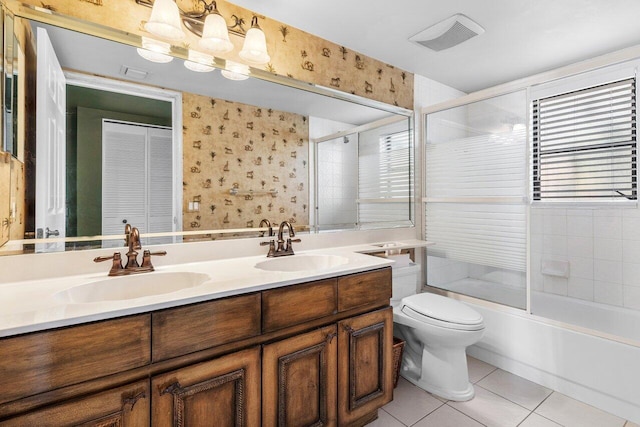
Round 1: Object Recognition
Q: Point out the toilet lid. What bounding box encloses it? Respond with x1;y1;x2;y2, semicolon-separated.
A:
401;293;483;327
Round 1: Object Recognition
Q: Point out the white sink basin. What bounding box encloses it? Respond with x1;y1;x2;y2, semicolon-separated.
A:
255;254;349;272
55;272;211;303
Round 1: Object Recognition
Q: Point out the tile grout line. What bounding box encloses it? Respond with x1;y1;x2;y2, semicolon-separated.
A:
448;384;535;426
515;412;534;427
530;390;555;413
442;401;490;427
406;398;447;427
471;364;498;384
473;383;536;413
525;392;565;426
380;408;408;426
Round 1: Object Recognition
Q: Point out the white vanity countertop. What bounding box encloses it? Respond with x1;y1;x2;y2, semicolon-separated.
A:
0;240;431;338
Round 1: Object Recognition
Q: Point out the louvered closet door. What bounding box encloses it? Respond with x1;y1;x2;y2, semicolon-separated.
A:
102;122;148;239
148;127;174;245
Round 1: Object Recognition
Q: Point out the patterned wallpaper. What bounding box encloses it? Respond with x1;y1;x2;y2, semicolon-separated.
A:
182;92;309;231
24;0;414;109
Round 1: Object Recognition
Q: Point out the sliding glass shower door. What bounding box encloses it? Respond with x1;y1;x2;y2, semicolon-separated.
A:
424;90;528;309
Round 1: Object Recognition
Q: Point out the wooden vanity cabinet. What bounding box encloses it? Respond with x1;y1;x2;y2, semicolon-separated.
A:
0;267;392;426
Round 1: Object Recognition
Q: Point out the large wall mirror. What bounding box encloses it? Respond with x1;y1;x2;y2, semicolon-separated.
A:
0;1;414;255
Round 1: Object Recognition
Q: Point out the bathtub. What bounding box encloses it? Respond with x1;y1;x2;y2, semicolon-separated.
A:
427;284;640;423
531;291;640;345
434;277;640;344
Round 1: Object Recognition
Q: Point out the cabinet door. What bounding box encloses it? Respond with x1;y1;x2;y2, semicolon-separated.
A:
0;380;149;427
338;307;393;426
263;325;338;427
152;347;260;427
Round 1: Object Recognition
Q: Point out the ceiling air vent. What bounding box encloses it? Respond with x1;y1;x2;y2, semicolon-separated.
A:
120;65;149;80
409;14;484;52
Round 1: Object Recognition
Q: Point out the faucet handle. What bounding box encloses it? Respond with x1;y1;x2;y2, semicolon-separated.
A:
260;240;276;257
94;252;122;262
141;250;167;269
94;252;124;275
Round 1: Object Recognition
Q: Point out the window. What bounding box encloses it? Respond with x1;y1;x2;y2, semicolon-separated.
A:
532;77;637;201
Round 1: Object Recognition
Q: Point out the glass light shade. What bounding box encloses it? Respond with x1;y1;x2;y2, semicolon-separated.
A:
198;13;233;54
137;37;173;63
239;26;270;65
221;61;250;81
184;50;215;73
137;48;173;63
144;0;185;41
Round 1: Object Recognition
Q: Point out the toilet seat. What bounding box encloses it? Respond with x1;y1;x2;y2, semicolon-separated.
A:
400;293;484;331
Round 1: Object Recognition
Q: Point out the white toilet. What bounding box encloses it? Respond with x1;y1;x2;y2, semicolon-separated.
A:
391;265;485;401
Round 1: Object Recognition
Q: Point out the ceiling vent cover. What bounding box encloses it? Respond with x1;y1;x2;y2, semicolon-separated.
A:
410;14;484;52
120;65;149;80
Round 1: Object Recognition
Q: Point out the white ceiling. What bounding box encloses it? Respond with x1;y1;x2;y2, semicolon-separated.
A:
229;0;640;93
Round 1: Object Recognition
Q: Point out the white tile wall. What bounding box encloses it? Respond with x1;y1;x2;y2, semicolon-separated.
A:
568;276;594;301
310;117;358;227
623;286;640;310
622;262;640;286
594;238;622;262
531;206;640;310
594;280;624;306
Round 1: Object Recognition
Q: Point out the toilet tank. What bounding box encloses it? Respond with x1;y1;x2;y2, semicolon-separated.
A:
391;263;421;304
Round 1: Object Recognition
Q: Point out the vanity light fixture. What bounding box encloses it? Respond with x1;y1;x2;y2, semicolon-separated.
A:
221;61;250;81
184;50;215;72
198;1;234;54
238;16;270;65
144;0;185;41
137;37;174;63
137;0;271;65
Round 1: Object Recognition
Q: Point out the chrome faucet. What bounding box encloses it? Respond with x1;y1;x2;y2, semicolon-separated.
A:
260;221;301;257
94;225;167;276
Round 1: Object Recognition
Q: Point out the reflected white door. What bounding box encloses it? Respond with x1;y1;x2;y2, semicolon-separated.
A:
102;121;173;247
35;28;66;251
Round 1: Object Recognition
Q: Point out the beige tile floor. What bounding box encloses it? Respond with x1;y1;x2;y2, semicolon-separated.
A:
371;356;638;427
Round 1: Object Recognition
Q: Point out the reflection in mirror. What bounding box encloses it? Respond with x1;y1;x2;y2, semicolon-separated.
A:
0;5;413;255
314;117;412;231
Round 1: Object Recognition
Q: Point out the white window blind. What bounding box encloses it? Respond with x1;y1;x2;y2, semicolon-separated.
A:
532;77;637;201
358;130;411;223
425;101;527;272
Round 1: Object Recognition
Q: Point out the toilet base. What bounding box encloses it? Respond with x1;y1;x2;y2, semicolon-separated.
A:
400;371;475;401
394;320;482;402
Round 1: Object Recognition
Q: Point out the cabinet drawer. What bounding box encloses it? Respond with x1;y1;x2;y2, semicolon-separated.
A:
0;379;150;426
337;268;392;312
152;293;261;361
262;279;337;332
0;315;150;405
